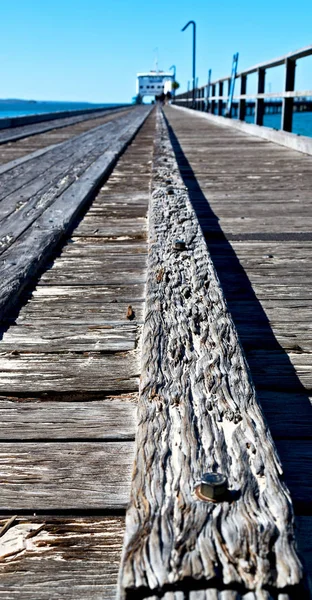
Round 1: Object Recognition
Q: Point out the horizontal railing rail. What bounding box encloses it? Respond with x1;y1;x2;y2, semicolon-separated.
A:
173;44;312;132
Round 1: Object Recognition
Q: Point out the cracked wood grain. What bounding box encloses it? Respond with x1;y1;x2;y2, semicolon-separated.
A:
118;108;304;598
0;516;125;599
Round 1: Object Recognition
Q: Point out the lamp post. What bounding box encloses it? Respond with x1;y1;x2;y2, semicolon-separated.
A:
181;20;196;108
170;65;176;100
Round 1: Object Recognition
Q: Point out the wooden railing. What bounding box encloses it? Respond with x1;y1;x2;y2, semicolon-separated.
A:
173;44;312;132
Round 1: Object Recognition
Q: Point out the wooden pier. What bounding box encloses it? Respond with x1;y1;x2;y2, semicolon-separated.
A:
0;103;311;598
175;44;312;133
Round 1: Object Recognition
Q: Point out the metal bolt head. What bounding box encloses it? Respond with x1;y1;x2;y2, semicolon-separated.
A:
196;472;228;502
173;239;186;251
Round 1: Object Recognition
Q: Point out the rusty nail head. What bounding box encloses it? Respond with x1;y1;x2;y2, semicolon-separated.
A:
173;239;186;251
196;472;228;502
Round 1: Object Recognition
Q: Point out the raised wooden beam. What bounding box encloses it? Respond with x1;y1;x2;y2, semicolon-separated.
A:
117;108;304;598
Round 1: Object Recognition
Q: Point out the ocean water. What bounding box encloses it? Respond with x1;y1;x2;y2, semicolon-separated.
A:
0;100;124;119
244;112;312;138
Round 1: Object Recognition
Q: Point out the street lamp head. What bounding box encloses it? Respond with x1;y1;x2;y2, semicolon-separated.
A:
181;20;196;108
181;20;196;32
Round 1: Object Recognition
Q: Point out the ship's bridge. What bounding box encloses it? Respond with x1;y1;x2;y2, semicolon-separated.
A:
136;71;173;99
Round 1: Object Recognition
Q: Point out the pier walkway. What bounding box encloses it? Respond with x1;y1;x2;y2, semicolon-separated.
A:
0;104;310;598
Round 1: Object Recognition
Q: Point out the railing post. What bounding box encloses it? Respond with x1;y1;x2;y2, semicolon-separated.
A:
218;81;223;116
195;77;199;110
206;69;212;113
211;84;216;114
238;74;247;121
255;68;265;125
206;84;210;112
282;58;296;132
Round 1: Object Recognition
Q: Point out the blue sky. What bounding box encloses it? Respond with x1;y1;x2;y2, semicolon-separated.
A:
1;0;311;102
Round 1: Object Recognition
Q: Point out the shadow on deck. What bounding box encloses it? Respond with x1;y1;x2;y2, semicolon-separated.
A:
165;116;312;519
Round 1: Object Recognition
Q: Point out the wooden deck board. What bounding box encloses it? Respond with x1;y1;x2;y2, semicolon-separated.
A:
0;517;125;600
0;442;134;510
0;395;137;440
0;352;139;392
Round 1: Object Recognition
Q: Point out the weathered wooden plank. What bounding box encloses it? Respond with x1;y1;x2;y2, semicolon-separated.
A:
23;283;146;303
0;395;137;440
275;441;312;511
16;299;145;323
234;324;312;353
200;217;312;235
0;107;151;321
244;349;312;391
257;391;312;439
295;516;312;588
39;252;147;278
118;109;303;598
39;267;146;286
0;352;139;392
0;322;140;353
73;218;148;239
0;516;125;599
69;239;147;252
0;322;140;352
0;442;134;509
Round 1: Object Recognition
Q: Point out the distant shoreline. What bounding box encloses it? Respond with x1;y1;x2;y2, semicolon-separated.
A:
0;100;127;119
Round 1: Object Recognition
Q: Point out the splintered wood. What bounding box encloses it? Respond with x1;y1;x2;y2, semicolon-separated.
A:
118;109;303;598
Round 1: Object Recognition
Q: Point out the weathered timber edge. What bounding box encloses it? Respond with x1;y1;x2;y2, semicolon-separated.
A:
0;106;152;322
172;105;312;156
117;106;304;599
0;106;131;146
0;104;127;131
